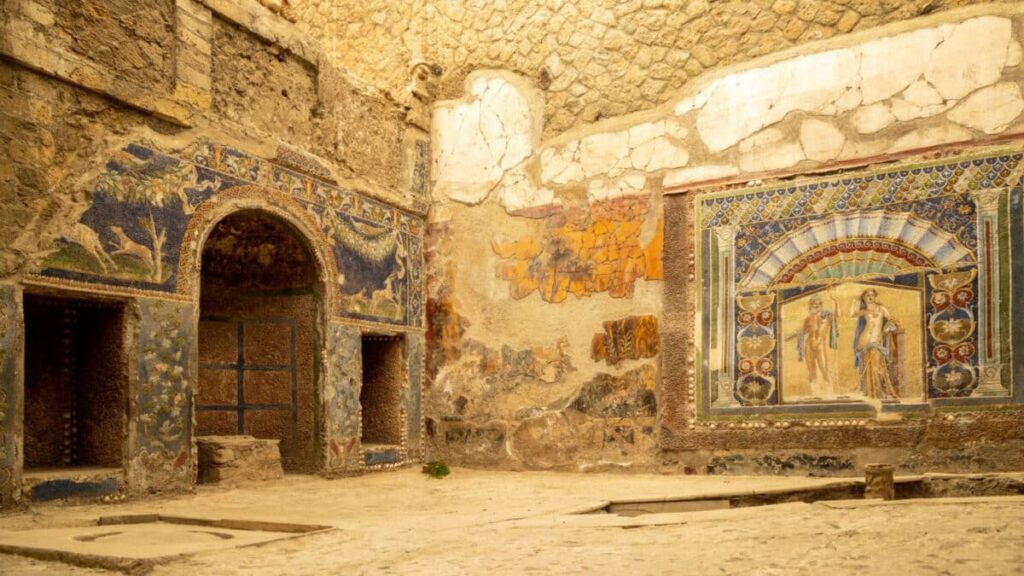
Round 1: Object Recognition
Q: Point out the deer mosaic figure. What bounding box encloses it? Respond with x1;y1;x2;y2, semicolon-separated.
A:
61;223;117;273
109;226;155;272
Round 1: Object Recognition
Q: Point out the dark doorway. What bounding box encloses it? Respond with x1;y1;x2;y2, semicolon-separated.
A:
360;335;404;446
197;210;321;473
23;294;127;470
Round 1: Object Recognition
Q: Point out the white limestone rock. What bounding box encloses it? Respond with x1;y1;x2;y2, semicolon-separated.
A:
946;82;1024;134
925;17;1011;101
799;118;845;162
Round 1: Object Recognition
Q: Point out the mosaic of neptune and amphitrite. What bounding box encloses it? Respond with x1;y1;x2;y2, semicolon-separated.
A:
696;151;1023;413
35;143;424;327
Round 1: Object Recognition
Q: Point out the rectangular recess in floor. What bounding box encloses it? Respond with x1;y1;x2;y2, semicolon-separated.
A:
0;514;333;573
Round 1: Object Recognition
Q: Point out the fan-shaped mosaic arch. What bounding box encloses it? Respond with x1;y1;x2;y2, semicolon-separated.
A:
741;211;975;289
696;150;1022;418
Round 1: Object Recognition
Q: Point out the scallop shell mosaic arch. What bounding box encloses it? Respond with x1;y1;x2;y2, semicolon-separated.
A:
696;150;1024;418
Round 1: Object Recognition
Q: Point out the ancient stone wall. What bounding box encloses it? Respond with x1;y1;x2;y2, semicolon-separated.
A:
0;0;428;505
426;4;1024;473
291;0;1014;139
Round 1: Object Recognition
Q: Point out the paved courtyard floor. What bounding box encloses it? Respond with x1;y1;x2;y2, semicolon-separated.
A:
0;468;1021;575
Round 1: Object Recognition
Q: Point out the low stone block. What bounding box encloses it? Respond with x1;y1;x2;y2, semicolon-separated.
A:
196;435;283;484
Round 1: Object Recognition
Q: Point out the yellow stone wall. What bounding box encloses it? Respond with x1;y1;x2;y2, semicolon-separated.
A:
291;0;1011;137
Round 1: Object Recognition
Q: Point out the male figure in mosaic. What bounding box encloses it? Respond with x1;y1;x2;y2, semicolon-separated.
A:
787;294;838;397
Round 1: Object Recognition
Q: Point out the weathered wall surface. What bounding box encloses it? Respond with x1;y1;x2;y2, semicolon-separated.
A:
292;0;1015;138
0;0;428;505
426;4;1024;473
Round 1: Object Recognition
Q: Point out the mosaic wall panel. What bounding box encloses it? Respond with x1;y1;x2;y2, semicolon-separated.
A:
324;322;361;471
696;151;1024;416
130;298;193;492
37;143;424;327
0;286;21;506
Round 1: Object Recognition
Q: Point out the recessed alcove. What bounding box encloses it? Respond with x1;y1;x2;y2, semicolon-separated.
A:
23;294;127;471
360;335;404;447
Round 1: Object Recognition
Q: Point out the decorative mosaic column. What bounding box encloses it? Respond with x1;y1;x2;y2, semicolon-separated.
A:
972;188;1008;396
323;322;361;473
405;334;424;460
0;285;23;508
129;299;194;494
713;225;740;407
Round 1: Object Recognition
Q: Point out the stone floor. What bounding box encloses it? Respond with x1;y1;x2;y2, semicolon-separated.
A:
0;468;1021;575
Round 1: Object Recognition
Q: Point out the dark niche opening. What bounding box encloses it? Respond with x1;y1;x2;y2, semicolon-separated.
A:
197;210;321;473
23;294;127;470
360;335;404;446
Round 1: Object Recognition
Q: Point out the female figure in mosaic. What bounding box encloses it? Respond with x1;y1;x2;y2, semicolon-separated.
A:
849;288;901;400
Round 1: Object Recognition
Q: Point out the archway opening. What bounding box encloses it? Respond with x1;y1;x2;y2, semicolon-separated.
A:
197;210;321;473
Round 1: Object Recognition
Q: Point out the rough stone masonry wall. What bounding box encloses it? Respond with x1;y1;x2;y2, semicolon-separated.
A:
291;0;1014;138
426;4;1024;473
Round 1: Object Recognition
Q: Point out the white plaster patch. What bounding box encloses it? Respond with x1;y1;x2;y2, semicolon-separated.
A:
579;131;630;179
498;168;561;213
925;16;1011;100
540;142;583;185
851;102;896;134
663;164;739;189
738;127;784;153
946;82;1024;134
640;137;690;172
587;174;646;202
834;88;862;114
696;48;857;153
1008;40;1023;68
674;81;715;115
839;138;890;162
628;121;665;146
738;127;805;173
888;123;973;153
799;118;845;162
665;118;688;140
902;80;944;107
433;75;537;204
889;96;949;123
859;27;943;105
